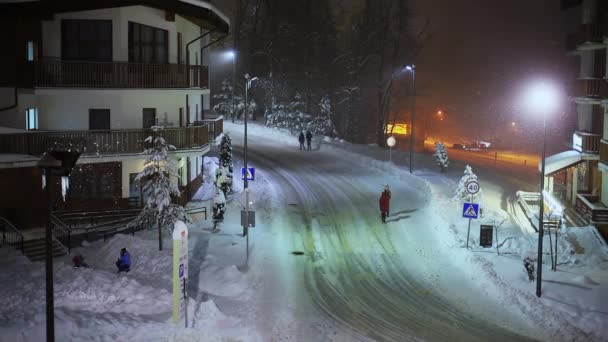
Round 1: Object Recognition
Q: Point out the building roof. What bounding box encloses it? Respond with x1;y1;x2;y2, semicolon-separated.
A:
540;150;582;176
0;0;229;33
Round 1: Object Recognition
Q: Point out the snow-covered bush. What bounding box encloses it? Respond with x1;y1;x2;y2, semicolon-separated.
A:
434;142;449;172
133;126;190;237
212;188;226;231
216;134;233;194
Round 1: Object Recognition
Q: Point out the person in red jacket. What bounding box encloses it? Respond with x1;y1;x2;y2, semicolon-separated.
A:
379;185;391;223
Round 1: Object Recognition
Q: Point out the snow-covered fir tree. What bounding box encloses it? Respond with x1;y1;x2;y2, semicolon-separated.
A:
133;126;190;242
217;134;234;194
453;164;483;204
212;79;256;121
306;95;335;136
434;142;449;172
212;188;226;232
212;79;239;121
264;92;312;133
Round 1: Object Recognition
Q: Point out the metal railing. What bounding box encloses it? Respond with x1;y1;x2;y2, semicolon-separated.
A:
0;217;24;254
50;214;72;254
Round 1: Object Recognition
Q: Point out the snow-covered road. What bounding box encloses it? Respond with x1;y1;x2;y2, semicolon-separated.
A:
228;122;541;341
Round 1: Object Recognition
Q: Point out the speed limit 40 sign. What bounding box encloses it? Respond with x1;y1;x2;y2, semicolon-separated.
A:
466;180;480;195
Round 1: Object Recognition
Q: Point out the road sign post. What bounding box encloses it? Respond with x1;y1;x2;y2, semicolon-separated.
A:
241;167;255;181
462;202;479;249
172;220;188;326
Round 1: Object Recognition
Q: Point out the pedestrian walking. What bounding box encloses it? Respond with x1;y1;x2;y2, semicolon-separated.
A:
298;132;305;150
305;130;313;150
379;185;391;223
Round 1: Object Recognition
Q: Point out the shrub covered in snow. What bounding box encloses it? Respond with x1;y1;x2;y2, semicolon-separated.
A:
264;93;334;135
434;142;449;172
216;134;234;195
212;188;226;231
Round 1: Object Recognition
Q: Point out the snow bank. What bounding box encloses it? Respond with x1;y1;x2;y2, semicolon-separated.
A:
197;260;251;299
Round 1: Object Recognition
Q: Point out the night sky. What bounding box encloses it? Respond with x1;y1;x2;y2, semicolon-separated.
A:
411;0;577;151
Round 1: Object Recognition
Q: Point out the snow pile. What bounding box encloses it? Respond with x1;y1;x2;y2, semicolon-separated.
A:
191;156;219;201
197;261;252;299
0;230;261;341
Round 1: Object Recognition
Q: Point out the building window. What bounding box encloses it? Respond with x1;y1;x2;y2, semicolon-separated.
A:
89;109;110;130
128;22;168;64
177;32;183;64
25;108;38;130
26;41;35;61
62;19;112;61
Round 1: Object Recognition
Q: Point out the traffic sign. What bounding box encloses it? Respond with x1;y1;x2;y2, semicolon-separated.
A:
241;167;255;181
462;202;479;219
466;181;480;195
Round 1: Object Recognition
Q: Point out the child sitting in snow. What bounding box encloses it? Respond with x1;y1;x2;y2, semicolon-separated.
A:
116;248;131;273
72;254;89;268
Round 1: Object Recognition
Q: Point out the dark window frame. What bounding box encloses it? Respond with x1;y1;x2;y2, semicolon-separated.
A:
128;21;169;64
89;109;111;130
61;19;113;62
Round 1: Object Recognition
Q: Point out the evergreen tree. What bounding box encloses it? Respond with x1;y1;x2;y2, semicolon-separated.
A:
134;126;190;250
264;92;312;133
434;142;449;172
216;134;234;195
454;164;483;204
212;188;226;232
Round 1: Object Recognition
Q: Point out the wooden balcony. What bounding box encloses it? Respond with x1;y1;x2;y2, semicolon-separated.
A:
575;194;608;224
600;139;608;166
574;79;608;98
22;60;208;89
0;126;211;156
566;22;603;51
573;131;601;153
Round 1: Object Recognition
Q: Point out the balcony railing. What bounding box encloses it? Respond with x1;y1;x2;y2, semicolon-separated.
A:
600;140;608;166
24;60;208;89
575;194;608;223
0;126;210;156
573;131;601;153
566;22;603;51
573;79;608;98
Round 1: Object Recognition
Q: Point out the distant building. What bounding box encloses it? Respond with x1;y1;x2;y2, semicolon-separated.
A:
548;0;608;234
0;0;229;227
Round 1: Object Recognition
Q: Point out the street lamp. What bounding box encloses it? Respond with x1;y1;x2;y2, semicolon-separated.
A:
386;135;396;163
243;75;258;262
404;64;416;173
37;150;80;342
225;51;236;123
522;80;560;298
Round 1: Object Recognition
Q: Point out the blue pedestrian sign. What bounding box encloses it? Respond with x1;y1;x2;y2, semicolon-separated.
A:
241;167;255;181
462;202;479;219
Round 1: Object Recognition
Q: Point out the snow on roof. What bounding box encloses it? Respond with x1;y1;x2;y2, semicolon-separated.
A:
178;0;230;26
0;153;38;169
540;150;582;175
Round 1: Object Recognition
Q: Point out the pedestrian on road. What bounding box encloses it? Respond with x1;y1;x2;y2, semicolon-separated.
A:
298;132;305;150
305;130;313;151
116;247;131;273
379;185;391;223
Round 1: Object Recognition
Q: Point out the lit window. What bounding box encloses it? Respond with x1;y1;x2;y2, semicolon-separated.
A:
26;108;38;130
26;41;34;61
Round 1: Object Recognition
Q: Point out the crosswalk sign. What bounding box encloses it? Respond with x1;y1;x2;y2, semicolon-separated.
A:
462;202;479;219
241;167;255;181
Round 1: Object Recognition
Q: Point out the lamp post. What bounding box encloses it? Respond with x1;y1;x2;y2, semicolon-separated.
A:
243;75;258;262
226;51;236;123
386;135;396;163
404;65;416;174
523;80;559;298
37;150;80;342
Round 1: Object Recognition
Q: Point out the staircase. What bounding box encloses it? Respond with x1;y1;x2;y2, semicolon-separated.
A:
22;238;67;262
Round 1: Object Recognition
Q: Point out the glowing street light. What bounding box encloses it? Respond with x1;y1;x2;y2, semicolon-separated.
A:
403;64;416;174
225;50;236;123
521;79;560;298
386;135;396;163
